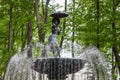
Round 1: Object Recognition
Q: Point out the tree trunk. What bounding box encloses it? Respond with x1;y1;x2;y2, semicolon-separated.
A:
95;0;100;79
71;0;76;57
27;0;33;58
8;2;12;57
27;21;32;58
37;0;50;43
60;0;67;48
35;1;50;79
96;0;100;49
3;2;13;80
42;0;50;43
112;0;120;78
39;0;45;43
35;0;42;42
71;0;75;80
44;0;50;23
41;0;44;15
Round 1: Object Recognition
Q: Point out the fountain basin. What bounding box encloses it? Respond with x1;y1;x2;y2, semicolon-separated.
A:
33;58;86;80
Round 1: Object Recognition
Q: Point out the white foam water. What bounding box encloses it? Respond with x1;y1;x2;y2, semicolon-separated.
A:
79;46;111;80
4;52;37;80
4;42;111;80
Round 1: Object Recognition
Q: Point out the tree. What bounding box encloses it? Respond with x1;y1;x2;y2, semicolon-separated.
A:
112;0;120;78
8;0;13;57
96;0;100;48
40;0;50;43
60;0;67;48
35;0;42;42
27;0;33;58
71;0;75;80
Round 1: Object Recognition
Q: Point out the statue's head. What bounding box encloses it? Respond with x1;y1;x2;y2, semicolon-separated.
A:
52;18;60;25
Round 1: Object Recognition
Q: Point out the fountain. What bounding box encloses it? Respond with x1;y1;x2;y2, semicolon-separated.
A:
4;11;110;80
32;11;87;80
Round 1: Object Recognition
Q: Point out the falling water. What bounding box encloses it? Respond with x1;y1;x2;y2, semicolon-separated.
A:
4;42;111;80
4;42;61;80
79;46;111;80
4;48;37;80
